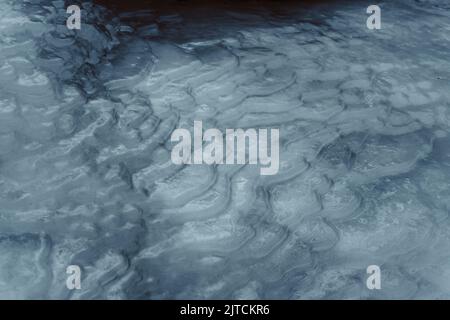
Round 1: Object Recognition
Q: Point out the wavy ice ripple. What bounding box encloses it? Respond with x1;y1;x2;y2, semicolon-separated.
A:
0;0;450;299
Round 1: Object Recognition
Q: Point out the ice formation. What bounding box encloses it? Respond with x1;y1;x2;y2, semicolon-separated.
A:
0;0;450;299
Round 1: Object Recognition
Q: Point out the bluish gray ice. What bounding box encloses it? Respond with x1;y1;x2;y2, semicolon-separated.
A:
1;0;450;299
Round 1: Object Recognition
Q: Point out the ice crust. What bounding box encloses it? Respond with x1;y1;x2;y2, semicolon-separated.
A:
0;0;450;299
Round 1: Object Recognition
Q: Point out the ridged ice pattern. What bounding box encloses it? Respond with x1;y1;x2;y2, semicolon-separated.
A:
1;0;450;299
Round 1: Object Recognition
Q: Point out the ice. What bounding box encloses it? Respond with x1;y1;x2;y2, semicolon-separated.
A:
1;0;450;299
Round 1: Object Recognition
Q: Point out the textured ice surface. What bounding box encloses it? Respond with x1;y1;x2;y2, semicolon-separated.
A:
1;0;450;299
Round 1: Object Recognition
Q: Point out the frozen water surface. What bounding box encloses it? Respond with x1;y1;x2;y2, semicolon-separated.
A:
1;0;450;299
